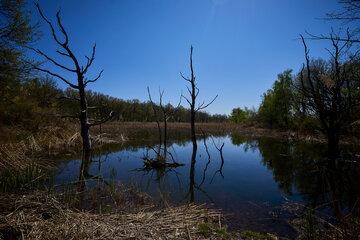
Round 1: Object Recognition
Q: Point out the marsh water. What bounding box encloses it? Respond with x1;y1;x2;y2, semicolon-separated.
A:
55;131;360;238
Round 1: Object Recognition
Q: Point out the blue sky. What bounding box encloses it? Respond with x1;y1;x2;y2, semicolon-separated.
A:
29;0;343;115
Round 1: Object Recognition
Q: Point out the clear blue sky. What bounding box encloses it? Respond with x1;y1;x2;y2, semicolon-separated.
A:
29;0;343;115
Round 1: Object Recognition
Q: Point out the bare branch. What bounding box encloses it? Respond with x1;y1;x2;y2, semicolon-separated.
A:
85;70;104;85
196;94;218;112
181;94;192;106
56;50;70;57
35;3;62;46
36;3;81;72
30;47;76;72
180;72;191;83
304;29;360;43
56;10;69;45
34;66;79;89
83;43;96;74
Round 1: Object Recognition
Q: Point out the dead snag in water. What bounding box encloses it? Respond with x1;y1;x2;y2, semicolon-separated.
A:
146;87;182;167
180;46;218;150
33;4;113;157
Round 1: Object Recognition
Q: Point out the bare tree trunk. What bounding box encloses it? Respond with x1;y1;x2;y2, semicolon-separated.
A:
180;46;217;150
79;82;91;153
147;87;163;158
189;46;198;150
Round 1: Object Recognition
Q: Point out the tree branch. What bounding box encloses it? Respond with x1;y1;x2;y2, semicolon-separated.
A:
83;43;96;74
180;72;192;83
56;50;70;57
56;10;69;45
35;3;62;46
30;47;76;72
85;70;104;85
196;94;218;112
34;66;79;89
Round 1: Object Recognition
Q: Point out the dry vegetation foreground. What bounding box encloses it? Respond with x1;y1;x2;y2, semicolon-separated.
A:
0;191;228;240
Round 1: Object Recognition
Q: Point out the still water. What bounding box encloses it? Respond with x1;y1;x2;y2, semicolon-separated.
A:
55;132;360;238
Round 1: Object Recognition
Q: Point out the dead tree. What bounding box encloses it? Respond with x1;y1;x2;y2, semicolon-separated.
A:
33;4;112;157
159;92;169;158
147;87;163;157
180;46;218;150
147;87;181;162
299;34;360;157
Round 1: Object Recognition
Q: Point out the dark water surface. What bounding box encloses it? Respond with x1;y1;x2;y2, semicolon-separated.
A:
55;132;360;238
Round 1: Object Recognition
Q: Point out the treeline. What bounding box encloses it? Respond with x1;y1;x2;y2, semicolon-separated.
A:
1;76;228;131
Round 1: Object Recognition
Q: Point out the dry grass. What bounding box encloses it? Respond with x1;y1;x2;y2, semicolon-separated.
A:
0;191;224;240
0;142;30;170
0;123;125;171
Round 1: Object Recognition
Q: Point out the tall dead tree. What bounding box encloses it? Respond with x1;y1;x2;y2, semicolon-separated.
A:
180;46;217;150
33;4;112;157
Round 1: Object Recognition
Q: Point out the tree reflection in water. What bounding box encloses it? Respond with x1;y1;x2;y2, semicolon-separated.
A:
187;134;225;203
231;133;360;221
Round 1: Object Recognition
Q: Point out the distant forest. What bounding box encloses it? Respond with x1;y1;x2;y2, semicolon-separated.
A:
1;76;228;131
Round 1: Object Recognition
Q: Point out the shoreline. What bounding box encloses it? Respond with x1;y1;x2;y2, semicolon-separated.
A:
1;121;358;170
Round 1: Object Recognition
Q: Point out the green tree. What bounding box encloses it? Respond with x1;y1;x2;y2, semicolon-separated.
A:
230;107;249;123
0;0;37;126
258;70;293;129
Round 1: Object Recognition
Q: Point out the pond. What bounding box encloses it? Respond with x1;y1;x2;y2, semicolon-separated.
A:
55;131;360;238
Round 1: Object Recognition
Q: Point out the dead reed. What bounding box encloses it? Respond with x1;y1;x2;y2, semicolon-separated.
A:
1;191;224;240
